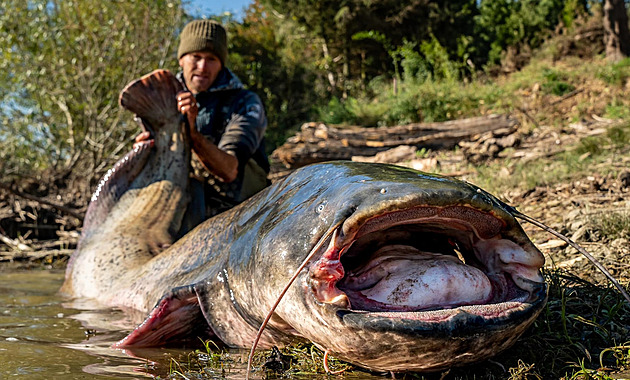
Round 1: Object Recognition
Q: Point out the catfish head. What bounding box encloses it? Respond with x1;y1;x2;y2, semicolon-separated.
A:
236;161;547;372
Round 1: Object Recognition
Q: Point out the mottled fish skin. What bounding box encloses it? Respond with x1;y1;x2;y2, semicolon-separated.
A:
60;70;190;301
63;70;547;373
112;162;547;371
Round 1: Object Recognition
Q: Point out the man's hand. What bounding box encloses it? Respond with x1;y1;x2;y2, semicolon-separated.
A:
176;91;239;183
177;91;199;129
133;130;154;149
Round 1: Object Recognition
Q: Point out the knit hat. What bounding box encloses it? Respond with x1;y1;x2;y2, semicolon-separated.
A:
177;19;228;64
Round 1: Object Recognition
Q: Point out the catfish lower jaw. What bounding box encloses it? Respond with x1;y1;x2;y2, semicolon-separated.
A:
335;283;547;334
308;205;546;320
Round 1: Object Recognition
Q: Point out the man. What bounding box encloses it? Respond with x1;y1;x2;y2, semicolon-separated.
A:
136;19;270;229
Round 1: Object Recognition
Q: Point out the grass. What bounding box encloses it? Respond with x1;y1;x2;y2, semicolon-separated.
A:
589;212;630;241
541;68;576;96
158;340;237;379
597;57;630;87
319;78;508;128
319;45;630;139
159;340;361;379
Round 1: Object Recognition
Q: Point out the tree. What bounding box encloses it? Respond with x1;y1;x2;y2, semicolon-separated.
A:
261;0;478;94
0;0;185;190
224;1;322;149
603;0;630;61
475;0;567;66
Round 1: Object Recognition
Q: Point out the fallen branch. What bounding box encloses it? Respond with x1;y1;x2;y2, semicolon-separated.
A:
549;88;583;106
0;248;73;262
0;232;31;251
272;114;518;170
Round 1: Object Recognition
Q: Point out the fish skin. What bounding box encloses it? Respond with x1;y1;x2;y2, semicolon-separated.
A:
60;70;189;301
62;70;547;372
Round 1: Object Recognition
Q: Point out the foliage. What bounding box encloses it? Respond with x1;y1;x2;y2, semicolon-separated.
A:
597;57;630;86
255;0;600;129
604;101;630;120
474;0;580;66
166;339;237;378
223;1;322;150
319;68;505;126
590;212;630;241
0;0;185;185
541;68;576;96
261;0;478;96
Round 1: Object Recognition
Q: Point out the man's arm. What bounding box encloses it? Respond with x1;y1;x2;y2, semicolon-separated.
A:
177;91;238;183
189;127;238;182
215;91;267;169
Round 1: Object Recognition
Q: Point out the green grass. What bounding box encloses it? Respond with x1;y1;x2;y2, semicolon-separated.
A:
604;100;630;120
317;49;630;134
319;79;510;127
317;54;630;134
597;57;630;87
541;68;576;96
162;340;237;379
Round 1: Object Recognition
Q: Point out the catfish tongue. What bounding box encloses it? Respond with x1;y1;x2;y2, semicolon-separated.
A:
341;245;492;311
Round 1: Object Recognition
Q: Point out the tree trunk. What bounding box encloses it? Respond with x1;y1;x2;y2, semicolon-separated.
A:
270;114;518;170
603;0;630;61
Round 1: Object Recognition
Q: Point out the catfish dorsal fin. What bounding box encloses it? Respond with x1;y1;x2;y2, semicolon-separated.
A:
119;69;183;125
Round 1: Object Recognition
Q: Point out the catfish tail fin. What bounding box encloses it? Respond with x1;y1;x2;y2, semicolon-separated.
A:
119;69;183;126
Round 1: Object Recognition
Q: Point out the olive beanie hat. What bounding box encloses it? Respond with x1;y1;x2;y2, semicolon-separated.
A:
177;19;228;64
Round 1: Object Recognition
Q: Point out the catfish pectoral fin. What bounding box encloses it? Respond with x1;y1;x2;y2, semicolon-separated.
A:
113;285;214;348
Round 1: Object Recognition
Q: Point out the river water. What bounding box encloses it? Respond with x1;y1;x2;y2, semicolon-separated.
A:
0;269;217;379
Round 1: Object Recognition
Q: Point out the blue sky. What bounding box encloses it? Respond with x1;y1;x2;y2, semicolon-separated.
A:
185;0;253;17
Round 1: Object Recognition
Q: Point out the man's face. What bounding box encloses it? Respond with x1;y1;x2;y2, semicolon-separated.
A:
179;50;222;94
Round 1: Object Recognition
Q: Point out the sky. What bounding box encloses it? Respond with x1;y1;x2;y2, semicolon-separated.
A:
185;0;253;17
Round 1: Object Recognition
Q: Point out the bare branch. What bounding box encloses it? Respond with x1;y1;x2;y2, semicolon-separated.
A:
0;182;84;221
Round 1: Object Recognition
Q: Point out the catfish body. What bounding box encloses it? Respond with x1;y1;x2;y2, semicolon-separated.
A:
63;70;547;372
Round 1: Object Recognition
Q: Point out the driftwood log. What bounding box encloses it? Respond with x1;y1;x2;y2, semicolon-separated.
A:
271;114;518;170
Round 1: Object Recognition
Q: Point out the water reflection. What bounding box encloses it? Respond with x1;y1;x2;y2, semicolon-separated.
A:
0;270;163;379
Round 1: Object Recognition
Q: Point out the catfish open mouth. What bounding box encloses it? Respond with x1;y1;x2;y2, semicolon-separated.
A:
309;205;546;321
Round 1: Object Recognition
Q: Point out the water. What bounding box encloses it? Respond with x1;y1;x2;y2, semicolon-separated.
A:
0;270;384;380
0;269;185;379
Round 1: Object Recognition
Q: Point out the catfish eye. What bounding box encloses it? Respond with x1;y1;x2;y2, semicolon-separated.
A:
316;203;326;214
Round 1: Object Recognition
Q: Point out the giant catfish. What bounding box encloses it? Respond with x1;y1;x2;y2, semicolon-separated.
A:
61;70;547;372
